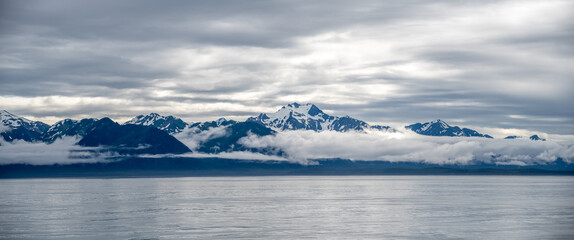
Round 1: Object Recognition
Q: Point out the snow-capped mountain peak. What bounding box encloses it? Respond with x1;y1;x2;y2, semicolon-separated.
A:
431;119;449;128
280;102;324;116
1;110;49;132
42;118;99;143
1;110;50;142
419;119;450;132
125;113;162;126
1;110;33;128
48;119;77;131
124;113;188;134
247;103;392;132
274;103;329;122
248;103;332;131
406;119;492;138
216;117;227;126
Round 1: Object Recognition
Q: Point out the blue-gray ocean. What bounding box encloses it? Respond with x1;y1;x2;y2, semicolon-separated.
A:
1;176;573;239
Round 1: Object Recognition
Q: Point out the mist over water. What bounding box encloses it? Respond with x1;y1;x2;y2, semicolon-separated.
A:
1;176;573;239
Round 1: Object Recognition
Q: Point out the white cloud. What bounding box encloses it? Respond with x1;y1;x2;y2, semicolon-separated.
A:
172;125;230;151
1;127;572;167
0;125;11;133
238;130;574;166
469;126;549;140
0;137;109;165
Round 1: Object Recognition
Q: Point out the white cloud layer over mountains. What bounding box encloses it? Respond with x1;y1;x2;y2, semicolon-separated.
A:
239;130;574;165
0;137;106;165
2;127;572;166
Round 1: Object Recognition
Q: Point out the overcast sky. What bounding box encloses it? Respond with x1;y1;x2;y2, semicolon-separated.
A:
1;0;573;139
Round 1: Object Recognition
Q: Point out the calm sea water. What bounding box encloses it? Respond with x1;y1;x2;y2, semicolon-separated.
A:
1;176;573;239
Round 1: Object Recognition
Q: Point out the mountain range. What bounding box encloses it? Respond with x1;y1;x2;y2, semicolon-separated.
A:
42;118;98;143
406;119;493;138
77;118;190;155
125;113;188;134
246;102;393;132
0;103;548;154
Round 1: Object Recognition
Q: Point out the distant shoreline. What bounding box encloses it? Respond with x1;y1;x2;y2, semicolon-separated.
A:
2;157;573;178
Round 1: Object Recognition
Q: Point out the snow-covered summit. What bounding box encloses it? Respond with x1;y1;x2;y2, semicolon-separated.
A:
406;119;492;138
125;113;162;126
216;118;228;126
1;110;49;132
1;110;33;128
42;118;98;143
1;110;50;142
124;113;188;134
423;119;450;131
247;103;393;132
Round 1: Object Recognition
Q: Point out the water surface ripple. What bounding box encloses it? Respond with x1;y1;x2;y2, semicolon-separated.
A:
1;176;573;239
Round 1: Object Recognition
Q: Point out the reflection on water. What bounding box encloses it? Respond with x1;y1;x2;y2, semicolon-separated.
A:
1;176;573;239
